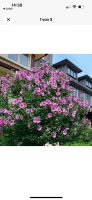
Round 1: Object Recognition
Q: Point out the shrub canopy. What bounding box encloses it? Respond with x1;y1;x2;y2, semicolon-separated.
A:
0;63;91;145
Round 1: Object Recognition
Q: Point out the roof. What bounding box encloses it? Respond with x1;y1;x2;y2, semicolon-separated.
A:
53;59;82;73
34;54;48;61
78;75;92;83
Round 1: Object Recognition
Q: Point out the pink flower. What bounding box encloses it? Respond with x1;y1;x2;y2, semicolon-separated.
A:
37;125;42;131
35;80;40;85
48;91;50;95
40;101;47;107
25;109;30;113
72;111;77;118
52;132;57;138
9;120;14;126
18;97;23;103
7;110;12;115
62;131;67;135
60;98;66;105
68;103;73;109
41;92;44;96
56;92;61;96
30;108;35;113
20;89;25;94
19;103;27;109
36;87;41;93
4;119;9;125
73;96;78;102
27;85;32;90
11;99;18;106
26;75;33;81
45;99;52;105
56;107;62;114
15;114;20;120
47;113;52;118
51;107;57;112
4;109;8;114
33;117;41;124
0;109;3;113
67;96;72;101
62;108;66;113
0;118;3;126
64;111;68;116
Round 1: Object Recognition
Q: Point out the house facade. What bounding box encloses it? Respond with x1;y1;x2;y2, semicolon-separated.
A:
0;54;49;76
35;54;52;66
53;59;92;107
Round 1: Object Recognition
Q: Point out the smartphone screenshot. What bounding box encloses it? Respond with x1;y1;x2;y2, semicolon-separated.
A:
0;1;92;200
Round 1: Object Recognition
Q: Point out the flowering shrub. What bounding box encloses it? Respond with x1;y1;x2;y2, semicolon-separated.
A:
0;63;92;145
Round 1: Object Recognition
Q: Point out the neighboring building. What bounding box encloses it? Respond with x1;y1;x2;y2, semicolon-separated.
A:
53;59;92;107
0;54;48;76
78;75;92;106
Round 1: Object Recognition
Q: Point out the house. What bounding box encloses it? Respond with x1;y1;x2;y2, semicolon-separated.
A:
0;54;49;76
78;75;92;105
53;59;92;106
35;54;52;66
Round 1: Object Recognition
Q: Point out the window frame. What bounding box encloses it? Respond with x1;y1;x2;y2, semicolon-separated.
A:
67;67;77;79
7;54;31;69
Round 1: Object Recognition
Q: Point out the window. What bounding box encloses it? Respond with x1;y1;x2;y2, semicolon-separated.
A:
78;90;84;100
71;70;74;77
8;54;18;62
86;81;89;87
7;54;30;68
86;94;91;105
86;81;92;89
68;68;71;75
74;72;77;78
68;68;77;79
20;54;29;67
73;89;77;96
89;83;91;88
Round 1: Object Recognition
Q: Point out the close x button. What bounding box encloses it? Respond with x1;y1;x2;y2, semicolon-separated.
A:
7;18;11;21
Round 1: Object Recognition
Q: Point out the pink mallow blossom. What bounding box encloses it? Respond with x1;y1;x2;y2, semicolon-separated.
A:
47;113;52;118
52;132;57;138
0;118;3;126
56;92;61;96
15;114;20;120
19;103;27;109
11;99;18;106
25;109;31;113
3;119;9;125
72;111;77;118
33;117;41;124
37;125;42;131
27;85;32;90
9;120;14;126
18;97;23;103
68;103;73;109
62;128;69;135
7;110;12;115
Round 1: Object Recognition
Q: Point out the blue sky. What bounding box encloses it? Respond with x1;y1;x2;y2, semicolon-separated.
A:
53;54;92;77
